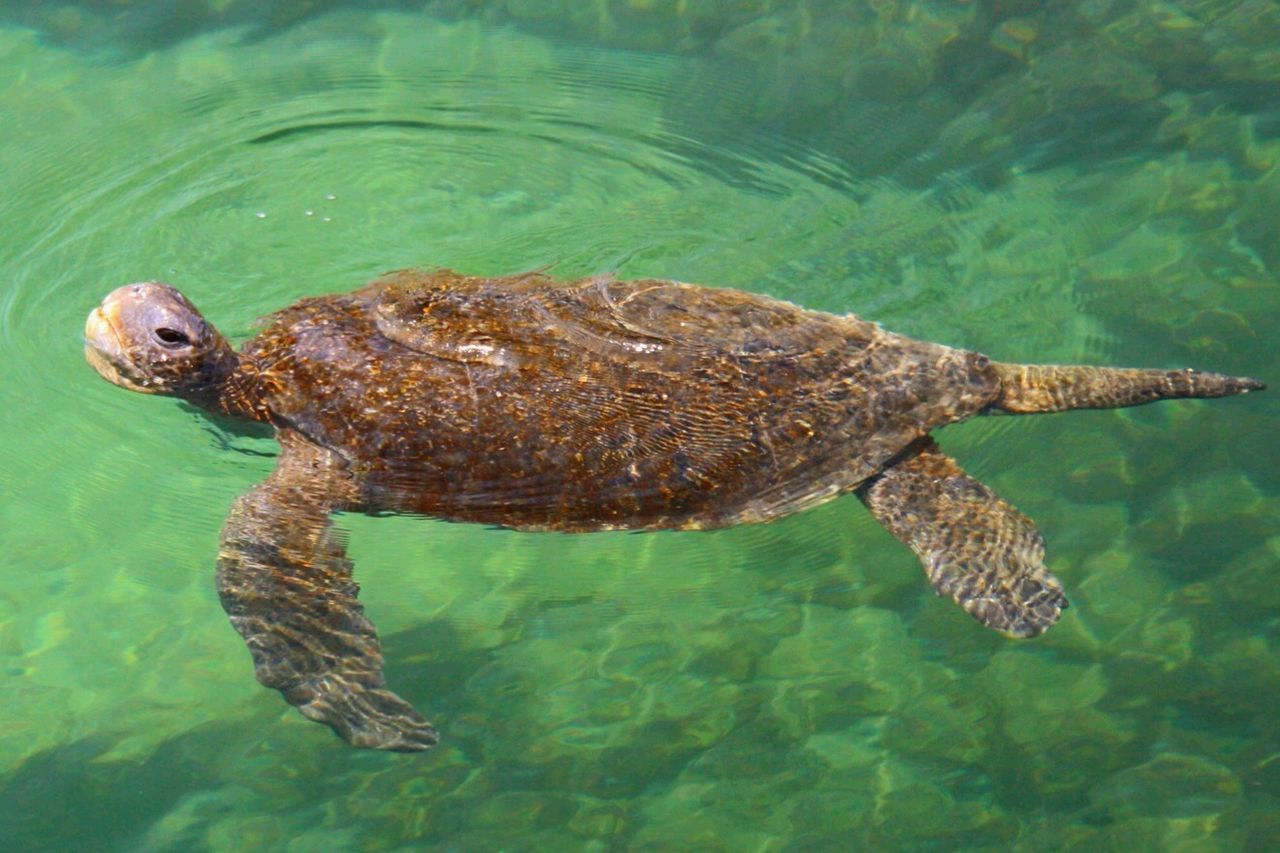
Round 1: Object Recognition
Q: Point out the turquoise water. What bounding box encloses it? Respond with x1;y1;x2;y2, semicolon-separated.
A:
2;2;1278;849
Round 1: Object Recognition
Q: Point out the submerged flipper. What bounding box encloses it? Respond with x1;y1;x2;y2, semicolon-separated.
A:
858;438;1066;638
216;432;438;751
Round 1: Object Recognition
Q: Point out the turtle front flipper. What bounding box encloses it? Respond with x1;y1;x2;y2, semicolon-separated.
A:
858;437;1066;638
216;432;438;751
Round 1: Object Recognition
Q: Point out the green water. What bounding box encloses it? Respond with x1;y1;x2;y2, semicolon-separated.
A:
1;2;1278;849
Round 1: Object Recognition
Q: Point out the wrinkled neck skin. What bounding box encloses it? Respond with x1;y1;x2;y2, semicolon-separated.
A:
179;349;271;423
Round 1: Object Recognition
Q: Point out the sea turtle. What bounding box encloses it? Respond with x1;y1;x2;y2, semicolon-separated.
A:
84;269;1263;751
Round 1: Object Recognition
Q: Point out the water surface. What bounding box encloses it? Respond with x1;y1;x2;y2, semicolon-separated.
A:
1;2;1277;850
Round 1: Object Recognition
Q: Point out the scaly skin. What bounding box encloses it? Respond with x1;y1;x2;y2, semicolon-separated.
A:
858;437;1067;638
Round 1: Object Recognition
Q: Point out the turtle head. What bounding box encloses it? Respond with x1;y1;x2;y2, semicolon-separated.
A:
85;282;237;398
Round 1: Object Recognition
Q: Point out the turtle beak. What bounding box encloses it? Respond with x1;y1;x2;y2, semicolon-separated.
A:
84;287;157;393
85;304;116;352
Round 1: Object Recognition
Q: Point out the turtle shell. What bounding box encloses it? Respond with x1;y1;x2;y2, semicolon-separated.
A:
241;270;1000;530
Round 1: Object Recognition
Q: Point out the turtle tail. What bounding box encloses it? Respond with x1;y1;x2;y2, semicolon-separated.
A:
989;362;1264;414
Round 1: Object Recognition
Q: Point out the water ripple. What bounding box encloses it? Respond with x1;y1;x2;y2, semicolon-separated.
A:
0;14;886;553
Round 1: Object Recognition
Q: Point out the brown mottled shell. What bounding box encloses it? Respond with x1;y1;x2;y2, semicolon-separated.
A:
239;270;999;531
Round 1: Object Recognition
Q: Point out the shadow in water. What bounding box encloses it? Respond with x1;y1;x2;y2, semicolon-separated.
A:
0;724;241;851
0;616;489;851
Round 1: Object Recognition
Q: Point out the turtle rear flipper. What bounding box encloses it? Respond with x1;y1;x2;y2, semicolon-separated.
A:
216;432;438;751
858;438;1066;638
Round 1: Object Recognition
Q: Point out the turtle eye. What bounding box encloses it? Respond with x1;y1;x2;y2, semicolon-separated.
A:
154;327;191;348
